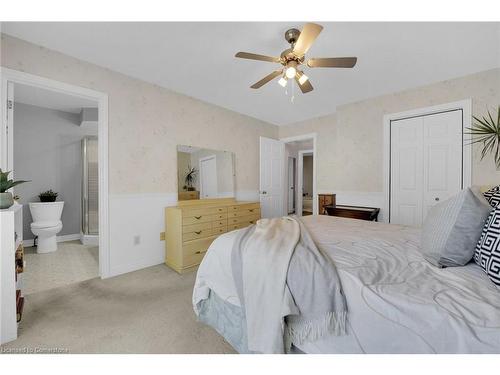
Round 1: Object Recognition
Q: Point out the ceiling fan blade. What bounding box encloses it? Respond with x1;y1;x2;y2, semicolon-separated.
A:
292;23;323;57
235;52;281;63
307;57;357;68
250;70;283;89
295;75;314;93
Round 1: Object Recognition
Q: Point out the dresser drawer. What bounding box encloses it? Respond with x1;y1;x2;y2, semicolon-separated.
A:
228;214;260;226
229;222;253;230
227;203;260;212
228;208;260;218
212;226;228;236
183;228;214;242
182;222;212;234
182;236;217;256
183;213;220;225
183;251;206;268
183;206;227;218
212;219;227;228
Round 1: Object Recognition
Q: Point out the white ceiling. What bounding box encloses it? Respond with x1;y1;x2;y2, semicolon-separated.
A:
14;82;97;113
3;22;499;125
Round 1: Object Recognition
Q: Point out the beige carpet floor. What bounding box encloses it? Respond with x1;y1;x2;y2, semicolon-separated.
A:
23;241;99;295
1;265;235;354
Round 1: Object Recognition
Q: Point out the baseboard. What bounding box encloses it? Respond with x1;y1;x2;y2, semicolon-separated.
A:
23;233;81;247
80;233;99;246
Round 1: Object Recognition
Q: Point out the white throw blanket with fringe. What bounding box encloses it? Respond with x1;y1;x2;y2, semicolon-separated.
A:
231;216;347;354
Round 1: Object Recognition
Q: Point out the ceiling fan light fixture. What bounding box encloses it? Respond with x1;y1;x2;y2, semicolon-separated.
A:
285;61;298;79
278;77;288;87
298;72;309;85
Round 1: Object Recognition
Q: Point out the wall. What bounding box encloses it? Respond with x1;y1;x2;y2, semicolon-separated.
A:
279;68;500;220
1;33;278;276
13;102;97;240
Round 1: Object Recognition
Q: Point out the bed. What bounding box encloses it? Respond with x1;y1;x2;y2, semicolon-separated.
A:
192;215;500;354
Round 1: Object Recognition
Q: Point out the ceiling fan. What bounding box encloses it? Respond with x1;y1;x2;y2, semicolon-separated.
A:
235;23;357;94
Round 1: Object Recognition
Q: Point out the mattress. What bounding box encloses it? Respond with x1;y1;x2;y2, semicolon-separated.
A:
193;215;500;353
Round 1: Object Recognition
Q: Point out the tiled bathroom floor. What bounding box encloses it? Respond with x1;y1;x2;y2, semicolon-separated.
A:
23;241;99;295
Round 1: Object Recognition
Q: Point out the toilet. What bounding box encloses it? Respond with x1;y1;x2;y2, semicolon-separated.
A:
29;202;64;253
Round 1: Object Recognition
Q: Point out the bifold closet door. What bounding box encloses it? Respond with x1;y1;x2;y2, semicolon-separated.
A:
422;111;463;219
390;116;424;226
390;110;463;226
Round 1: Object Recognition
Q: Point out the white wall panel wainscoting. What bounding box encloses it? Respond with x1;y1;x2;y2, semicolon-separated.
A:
108;190;259;278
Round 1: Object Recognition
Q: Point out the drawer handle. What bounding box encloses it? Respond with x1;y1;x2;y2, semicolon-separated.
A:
194;216;202;220
249;221;254;224
249;209;254;212
195;231;202;235
195;250;208;255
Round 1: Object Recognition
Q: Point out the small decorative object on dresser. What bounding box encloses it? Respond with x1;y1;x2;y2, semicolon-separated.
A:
325;204;380;221
165;198;261;273
318;194;336;215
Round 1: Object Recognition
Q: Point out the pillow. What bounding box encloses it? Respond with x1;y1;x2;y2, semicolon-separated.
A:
483;185;500;208
421;188;493;268
474;207;500;287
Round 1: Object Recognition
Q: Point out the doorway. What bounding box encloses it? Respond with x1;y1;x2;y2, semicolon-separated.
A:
298;150;314;216
383;100;472;225
287;157;296;214
1;68;109;278
259;133;317;218
199;155;218;199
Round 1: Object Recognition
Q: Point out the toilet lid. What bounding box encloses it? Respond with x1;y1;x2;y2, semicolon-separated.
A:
31;220;62;229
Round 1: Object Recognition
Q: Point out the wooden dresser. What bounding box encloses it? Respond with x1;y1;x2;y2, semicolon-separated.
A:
318;194;336;215
165;198;260;273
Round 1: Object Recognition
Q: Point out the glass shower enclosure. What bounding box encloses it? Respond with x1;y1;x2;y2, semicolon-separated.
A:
82;136;98;237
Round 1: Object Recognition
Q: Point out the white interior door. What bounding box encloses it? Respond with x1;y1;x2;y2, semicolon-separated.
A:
2;82;14;172
260;137;284;218
287;157;295;214
199;155;218;198
390;110;463;226
422;111;463;218
390;116;424;226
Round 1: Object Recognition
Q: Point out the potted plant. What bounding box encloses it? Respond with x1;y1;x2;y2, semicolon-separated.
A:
184;166;198;191
467;105;500;169
0;169;30;209
38;189;58;202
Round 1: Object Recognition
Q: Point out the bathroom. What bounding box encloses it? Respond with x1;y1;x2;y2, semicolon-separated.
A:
11;83;99;295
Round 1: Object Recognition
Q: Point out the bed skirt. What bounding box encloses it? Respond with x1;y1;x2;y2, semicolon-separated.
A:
197;290;305;354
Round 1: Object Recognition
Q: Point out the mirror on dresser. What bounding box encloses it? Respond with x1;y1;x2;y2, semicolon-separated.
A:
177;145;235;201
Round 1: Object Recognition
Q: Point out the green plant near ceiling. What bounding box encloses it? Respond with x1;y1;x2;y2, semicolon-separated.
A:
466;106;500;169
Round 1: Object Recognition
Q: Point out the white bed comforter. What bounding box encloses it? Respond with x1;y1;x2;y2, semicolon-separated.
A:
193;215;500;353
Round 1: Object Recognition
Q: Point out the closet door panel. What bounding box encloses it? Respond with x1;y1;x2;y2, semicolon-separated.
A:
422;110;462;220
390;117;424;226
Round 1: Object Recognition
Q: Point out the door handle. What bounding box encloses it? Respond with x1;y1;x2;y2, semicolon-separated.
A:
261;191;267;195
435;197;440;202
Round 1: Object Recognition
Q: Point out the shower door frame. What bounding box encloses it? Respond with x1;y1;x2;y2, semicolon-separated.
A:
0;68;111;278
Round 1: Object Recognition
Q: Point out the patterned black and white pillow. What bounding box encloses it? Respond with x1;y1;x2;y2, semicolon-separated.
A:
474;207;500;287
483;185;500;208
